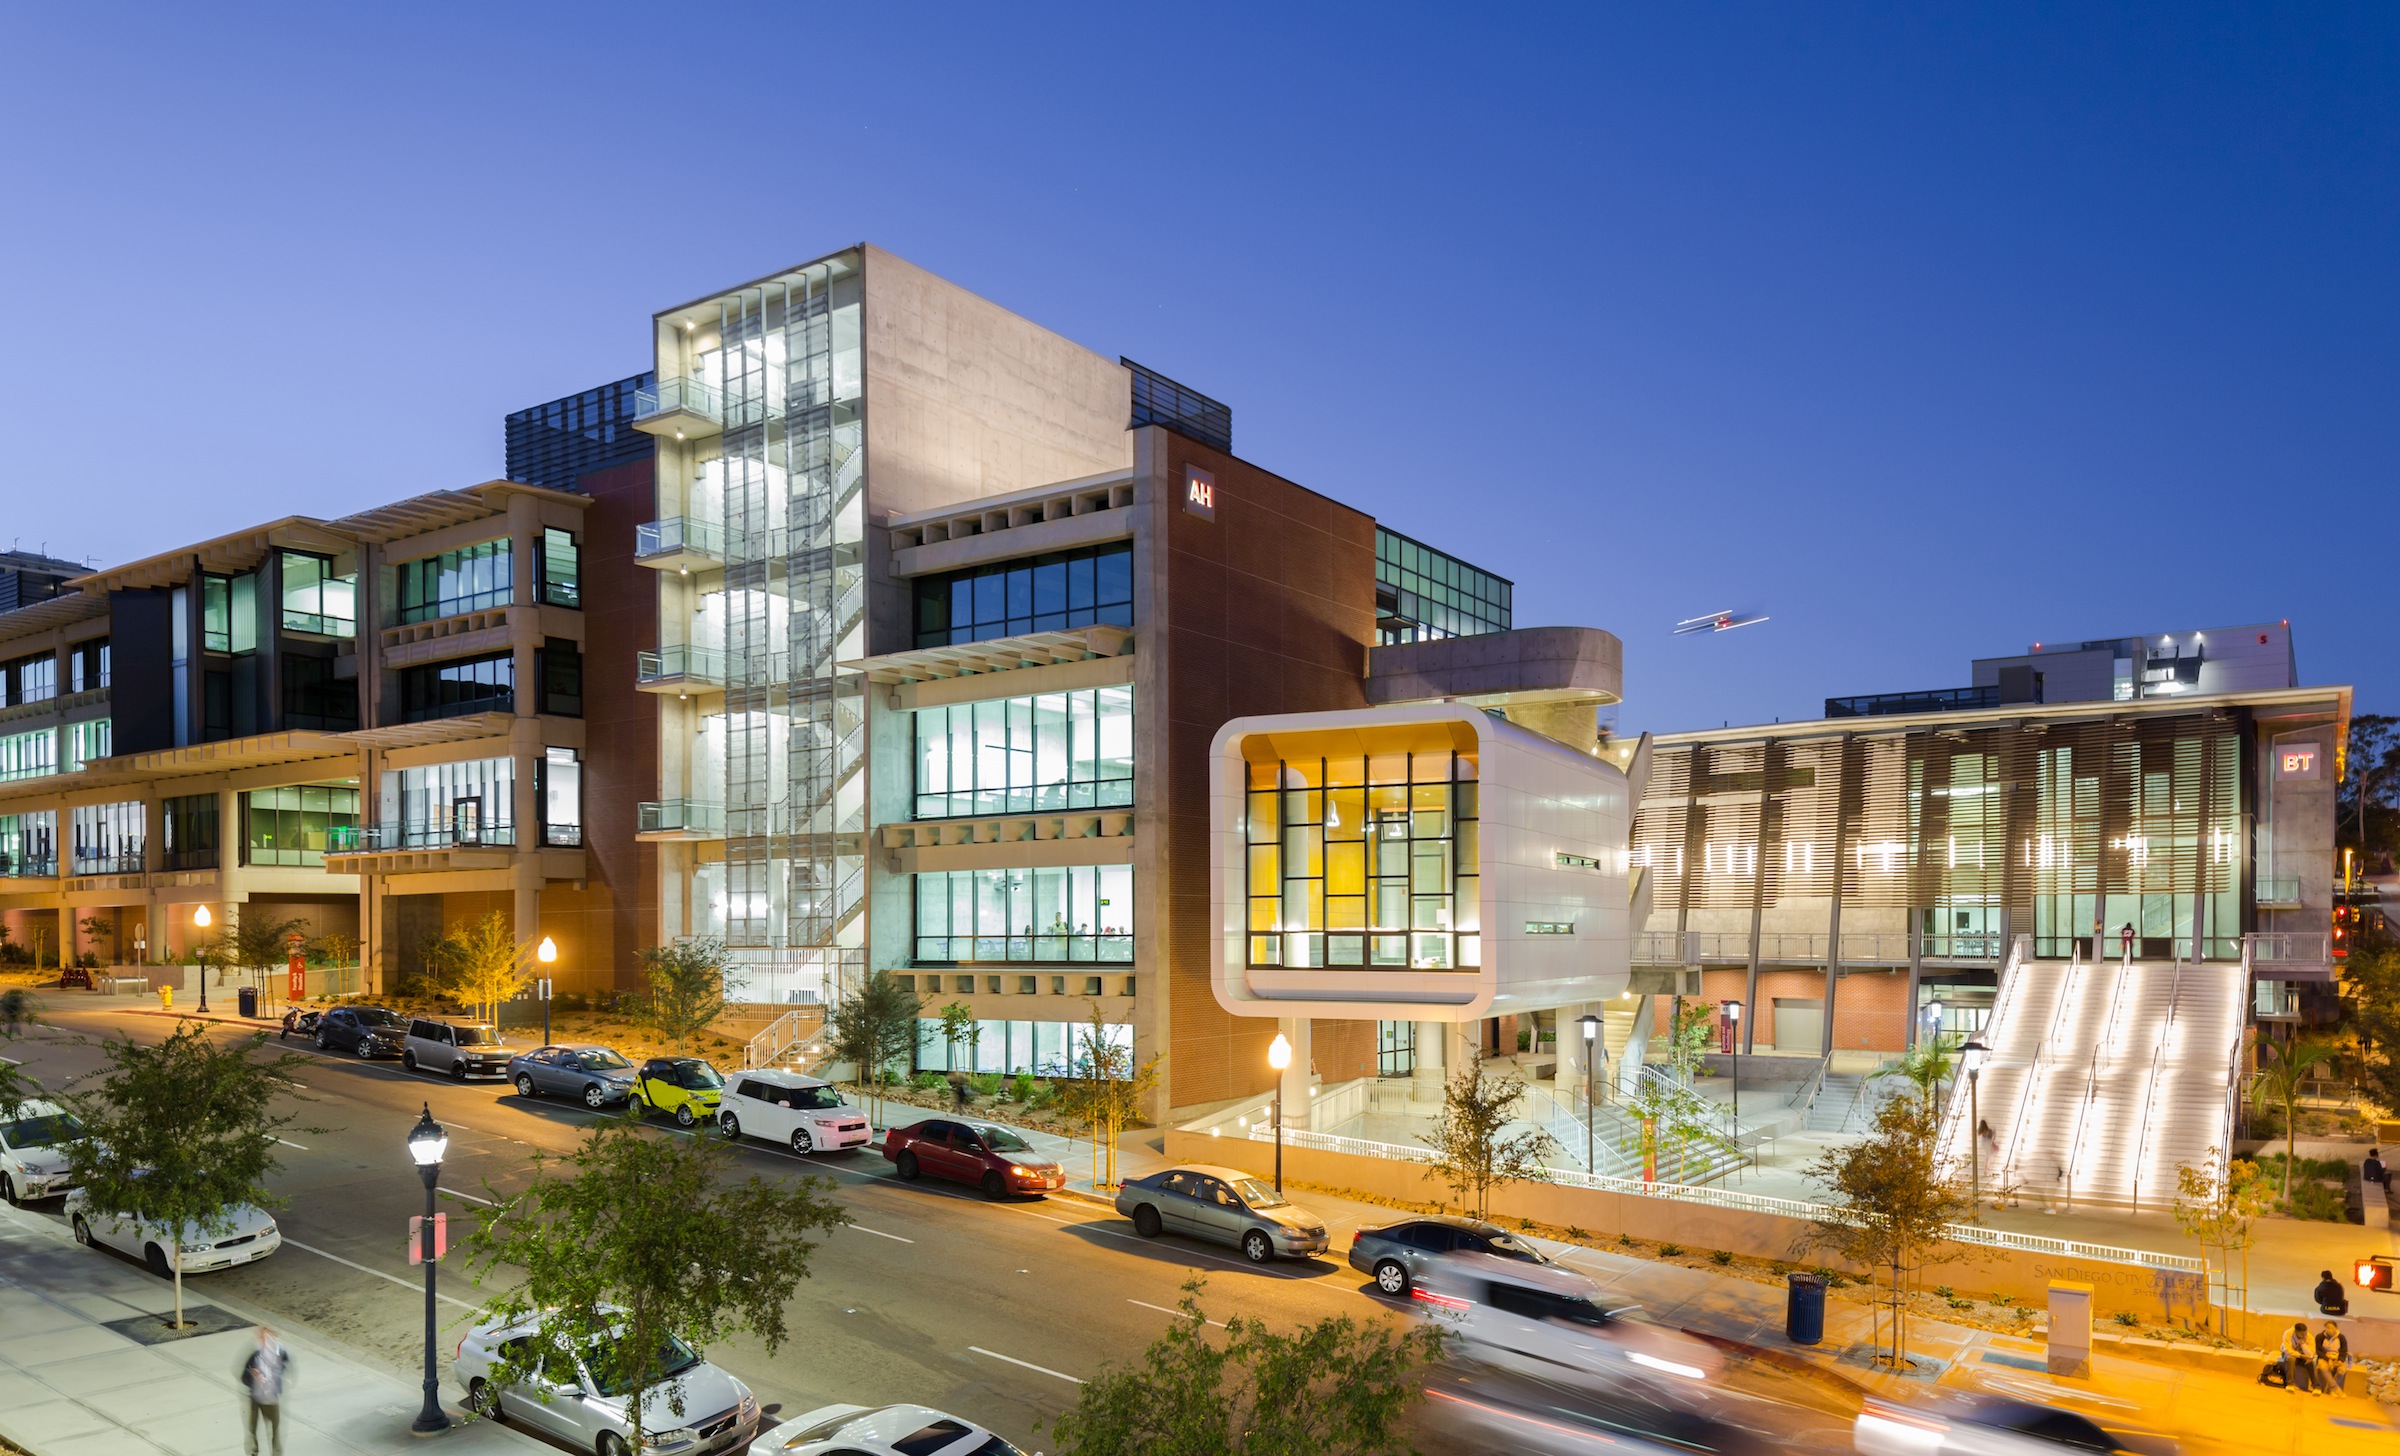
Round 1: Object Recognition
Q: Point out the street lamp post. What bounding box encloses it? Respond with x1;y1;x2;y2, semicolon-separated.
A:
1266;1034;1293;1193
535;936;558;1044
1722;1000;1741;1126
193;905;212;1014
1960;1038;1988;1216
1578;1014;1600;1173
407;1105;452;1434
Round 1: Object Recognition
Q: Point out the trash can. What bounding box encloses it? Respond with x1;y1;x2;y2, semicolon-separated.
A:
237;986;258;1019
1786;1272;1826;1345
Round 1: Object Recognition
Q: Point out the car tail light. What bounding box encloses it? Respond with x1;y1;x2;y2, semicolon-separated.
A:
1410;1287;1469;1310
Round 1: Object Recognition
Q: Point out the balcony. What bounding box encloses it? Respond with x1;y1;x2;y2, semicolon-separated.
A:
2256;875;2303;909
632;376;723;442
637;645;727;694
634;517;728;574
325;821;517;875
637;799;725;841
0;857;57;880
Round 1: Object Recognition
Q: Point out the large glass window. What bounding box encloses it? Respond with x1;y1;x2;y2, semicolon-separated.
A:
543;747;582;847
71;801;144;874
0;811;56;877
1375;528;1512;646
280;551;357;637
2029;730;2240;959
540;638;582;717
914;687;1133;819
914;865;1133;963
1244;749;1479;971
282;654;359;730
913;543;1132;648
399;653;514;722
202;573;258;654
396;539;512;623
0;729;56;782
244;785;359;867
539;528;580;608
62;718;109;771
160;794;218;872
388;756;514;846
913;1017;1133;1077
3;653;54;706
68;639;108;693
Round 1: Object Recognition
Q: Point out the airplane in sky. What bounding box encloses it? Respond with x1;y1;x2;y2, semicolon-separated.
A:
1671;609;1770;635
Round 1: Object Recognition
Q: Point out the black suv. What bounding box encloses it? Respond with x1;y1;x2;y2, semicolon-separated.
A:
315;1006;408;1059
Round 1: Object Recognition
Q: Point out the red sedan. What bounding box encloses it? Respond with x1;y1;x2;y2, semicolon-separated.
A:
883;1118;1066;1198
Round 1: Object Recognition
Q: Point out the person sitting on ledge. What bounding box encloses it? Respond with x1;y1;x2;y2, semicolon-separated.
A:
2316;1270;2351;1317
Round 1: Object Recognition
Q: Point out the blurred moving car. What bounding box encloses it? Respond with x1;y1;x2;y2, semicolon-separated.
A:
883;1118;1064;1197
456;1309;759;1456
314;1005;408;1058
0;1100;85;1204
510;1044;639;1108
65;1186;282;1274
748;1402;1028;1456
1350;1213;1555;1295
1113;1164;1329;1263
719;1071;871;1154
1419;1362;1775;1456
636;1057;726;1128
403;1018;513;1080
1415;1255;1721;1392
1855;1396;2177;1455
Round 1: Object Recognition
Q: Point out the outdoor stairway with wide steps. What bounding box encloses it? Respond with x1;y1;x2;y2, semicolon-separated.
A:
1945;944;2245;1212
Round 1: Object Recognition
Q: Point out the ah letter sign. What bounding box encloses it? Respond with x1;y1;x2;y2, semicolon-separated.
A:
1183;465;1216;521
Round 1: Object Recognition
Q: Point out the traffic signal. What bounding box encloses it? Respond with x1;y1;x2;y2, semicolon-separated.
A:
2335;905;2351;960
2356;1255;2394;1291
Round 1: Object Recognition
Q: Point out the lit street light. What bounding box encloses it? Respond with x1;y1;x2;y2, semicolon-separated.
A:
407;1104;452;1434
1267;1033;1292;1194
1722;1000;1742;1126
1578;1013;1600;1174
1960;1038;1989;1216
193;905;212;1014
536;935;558;1043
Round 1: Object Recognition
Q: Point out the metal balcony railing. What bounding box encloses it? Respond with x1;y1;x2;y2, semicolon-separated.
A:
0;857;58;879
634;375;722;423
2246;931;2330;965
2255;875;2302;908
635;517;728;562
638;799;725;835
71;853;146;876
637;645;727;685
328;822;518;853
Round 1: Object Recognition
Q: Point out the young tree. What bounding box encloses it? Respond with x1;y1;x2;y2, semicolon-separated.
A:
78;912;119;965
60;1024;310;1327
1049;1274;1440;1456
1806;1083;1973;1369
0;988;42;1117
463;1117;845;1446
637;938;728;1052
1054;1006;1159;1189
2250;1037;2338;1209
824;971;921;1129
937;1000;982;1070
428;912;535;1024
1420;1050;1558;1217
213;912;311;1009
1873;1032;1957;1117
2174;1148;2269;1334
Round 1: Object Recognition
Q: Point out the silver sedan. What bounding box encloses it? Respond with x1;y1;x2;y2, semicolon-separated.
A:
1114;1163;1329;1263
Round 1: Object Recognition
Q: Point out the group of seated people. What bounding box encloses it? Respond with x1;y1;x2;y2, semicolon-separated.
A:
2282;1281;2354;1395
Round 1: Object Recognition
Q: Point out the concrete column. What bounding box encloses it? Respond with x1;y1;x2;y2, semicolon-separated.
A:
1277;1016;1312;1132
514;879;542;980
1413;1018;1448;1100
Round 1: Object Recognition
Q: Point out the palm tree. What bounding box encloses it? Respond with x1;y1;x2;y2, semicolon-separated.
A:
2250;1037;2338;1209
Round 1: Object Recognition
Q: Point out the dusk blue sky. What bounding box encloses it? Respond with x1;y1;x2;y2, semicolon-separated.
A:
2;5;2389;734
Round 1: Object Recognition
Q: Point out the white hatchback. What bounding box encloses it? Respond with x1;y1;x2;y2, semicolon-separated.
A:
0;1100;85;1204
64;1187;282;1275
717;1071;872;1155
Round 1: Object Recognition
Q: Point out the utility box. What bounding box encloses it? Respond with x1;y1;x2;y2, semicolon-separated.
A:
2047;1280;2094;1378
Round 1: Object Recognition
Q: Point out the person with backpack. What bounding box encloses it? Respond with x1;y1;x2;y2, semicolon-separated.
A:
239;1326;291;1455
2316;1269;2352;1316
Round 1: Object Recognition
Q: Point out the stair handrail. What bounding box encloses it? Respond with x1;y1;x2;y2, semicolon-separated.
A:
1942;933;2024;1166
2062;951;2134;1203
2001;944;2077;1187
1787;1054;1831;1110
2128;956;2188;1211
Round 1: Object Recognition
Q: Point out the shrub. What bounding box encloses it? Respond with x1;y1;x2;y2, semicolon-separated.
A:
1709;1249;1734;1266
1933;1285;1953;1299
1011;1071;1036;1103
2113;1310;2140;1327
1947;1297;1975;1310
1516;1028;1532;1051
1993;1294;2016;1308
1658;1242;1685;1257
1565;1226;1590;1243
2290;1179;2347;1222
911;1071;944;1091
1618;1233;1634;1246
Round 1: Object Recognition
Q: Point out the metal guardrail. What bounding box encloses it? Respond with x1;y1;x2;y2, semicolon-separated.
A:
1632;929;1923;965
638;799;725;835
635;517;728;561
2246;931;2330;964
328;823;517;852
637;645;729;684
634;375;722;421
2255;876;2301;907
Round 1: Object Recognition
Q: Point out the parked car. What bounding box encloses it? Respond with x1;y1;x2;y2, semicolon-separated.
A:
1413;1254;1720;1392
1113;1164;1328;1263
883;1118;1065;1198
65;1186;282;1275
634;1058;726;1128
1855;1395;2177;1456
510;1044;639;1108
314;1005;408;1059
403;1018;513;1080
0;1100;85;1204
720;1071;872;1154
277;1008;322;1042
748;1402;1029;1456
1350;1213;1555;1296
456;1308;759;1456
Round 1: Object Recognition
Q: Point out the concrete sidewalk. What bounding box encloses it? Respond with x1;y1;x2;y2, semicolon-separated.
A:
0;1203;535;1456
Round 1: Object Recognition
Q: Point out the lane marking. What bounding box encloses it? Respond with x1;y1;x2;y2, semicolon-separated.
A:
968;1346;1085;1384
273;1138;308;1150
440;1189;499;1206
1128;1298;1227;1328
844;1222;913;1243
283;1239;478;1309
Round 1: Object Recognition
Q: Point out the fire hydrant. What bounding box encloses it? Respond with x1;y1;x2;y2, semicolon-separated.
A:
158;985;172;1011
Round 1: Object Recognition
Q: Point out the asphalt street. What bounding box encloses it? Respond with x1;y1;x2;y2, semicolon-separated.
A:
4;1000;1849;1454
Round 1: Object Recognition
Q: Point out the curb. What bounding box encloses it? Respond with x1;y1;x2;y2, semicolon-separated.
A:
1682;1328;1872;1402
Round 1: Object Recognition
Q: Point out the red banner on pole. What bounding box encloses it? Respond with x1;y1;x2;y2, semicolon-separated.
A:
407;1213;447;1265
287;952;306;1001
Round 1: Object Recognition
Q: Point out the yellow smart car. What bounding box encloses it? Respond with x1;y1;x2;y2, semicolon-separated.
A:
632;1057;725;1128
